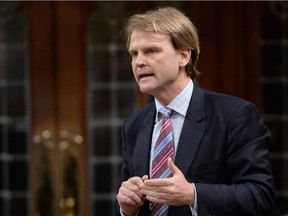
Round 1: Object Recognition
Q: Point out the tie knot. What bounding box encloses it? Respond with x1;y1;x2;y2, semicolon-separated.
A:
159;107;173;118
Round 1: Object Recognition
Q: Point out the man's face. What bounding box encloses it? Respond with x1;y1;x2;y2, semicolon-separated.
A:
128;30;189;102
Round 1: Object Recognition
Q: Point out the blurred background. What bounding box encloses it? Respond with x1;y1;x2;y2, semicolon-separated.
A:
0;1;287;216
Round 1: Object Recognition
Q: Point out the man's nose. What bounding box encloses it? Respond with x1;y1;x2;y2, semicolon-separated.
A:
135;53;146;67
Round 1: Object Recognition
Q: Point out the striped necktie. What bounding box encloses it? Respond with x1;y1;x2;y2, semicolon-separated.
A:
151;107;174;216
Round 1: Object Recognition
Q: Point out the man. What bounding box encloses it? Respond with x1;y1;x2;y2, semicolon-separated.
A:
115;7;275;216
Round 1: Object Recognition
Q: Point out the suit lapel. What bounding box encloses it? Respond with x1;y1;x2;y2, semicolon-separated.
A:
132;106;156;177
175;85;206;176
132;85;206;177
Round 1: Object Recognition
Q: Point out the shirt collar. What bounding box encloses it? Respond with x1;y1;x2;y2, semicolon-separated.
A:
155;79;194;122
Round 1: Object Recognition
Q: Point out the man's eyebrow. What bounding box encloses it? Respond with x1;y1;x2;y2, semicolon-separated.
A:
133;45;161;50
147;45;160;50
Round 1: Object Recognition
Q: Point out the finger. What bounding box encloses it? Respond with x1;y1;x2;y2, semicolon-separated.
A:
146;193;167;204
118;186;143;206
122;179;144;199
123;180;140;192
140;175;149;191
143;178;170;187
144;188;170;204
129;176;144;188
167;157;181;176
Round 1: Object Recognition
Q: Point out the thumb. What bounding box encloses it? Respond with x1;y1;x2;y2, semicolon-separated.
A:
168;157;181;176
142;175;149;182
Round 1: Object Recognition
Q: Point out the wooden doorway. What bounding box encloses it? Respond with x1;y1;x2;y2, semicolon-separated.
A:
22;2;89;216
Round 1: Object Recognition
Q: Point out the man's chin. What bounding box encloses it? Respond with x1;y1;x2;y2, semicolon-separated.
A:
139;86;153;95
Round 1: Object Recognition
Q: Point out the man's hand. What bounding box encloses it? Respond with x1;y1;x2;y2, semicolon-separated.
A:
117;176;146;216
140;158;195;206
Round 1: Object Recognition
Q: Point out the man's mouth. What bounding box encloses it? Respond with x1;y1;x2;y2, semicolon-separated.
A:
139;73;153;80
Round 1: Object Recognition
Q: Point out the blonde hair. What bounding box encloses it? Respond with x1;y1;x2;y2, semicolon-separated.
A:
123;7;201;79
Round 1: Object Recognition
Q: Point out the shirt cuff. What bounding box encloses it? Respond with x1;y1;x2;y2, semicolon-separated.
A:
120;209;139;216
120;209;126;216
190;183;198;216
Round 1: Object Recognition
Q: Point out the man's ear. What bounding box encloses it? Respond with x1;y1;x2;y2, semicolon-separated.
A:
178;49;191;67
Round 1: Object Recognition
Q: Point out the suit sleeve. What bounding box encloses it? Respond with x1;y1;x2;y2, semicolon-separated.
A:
194;102;275;216
114;120;130;215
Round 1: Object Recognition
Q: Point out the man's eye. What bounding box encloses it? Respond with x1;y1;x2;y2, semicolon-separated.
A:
130;52;137;57
147;49;156;54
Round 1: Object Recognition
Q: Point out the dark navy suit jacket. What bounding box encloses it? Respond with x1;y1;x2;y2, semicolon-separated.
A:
115;84;275;216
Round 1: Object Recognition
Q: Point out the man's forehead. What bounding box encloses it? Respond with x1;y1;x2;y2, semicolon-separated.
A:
129;30;171;47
